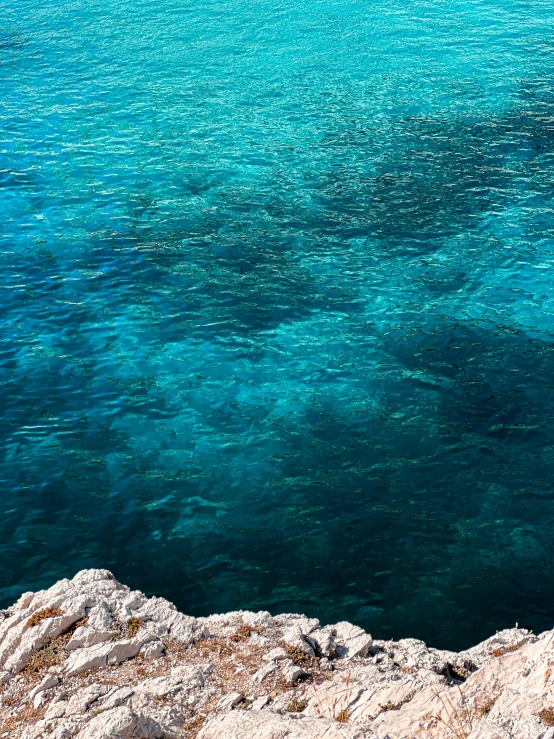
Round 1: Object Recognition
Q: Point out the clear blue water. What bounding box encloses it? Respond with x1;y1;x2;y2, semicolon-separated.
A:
2;0;554;650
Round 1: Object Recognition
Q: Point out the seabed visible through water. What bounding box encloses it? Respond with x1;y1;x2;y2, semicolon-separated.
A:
2;0;554;649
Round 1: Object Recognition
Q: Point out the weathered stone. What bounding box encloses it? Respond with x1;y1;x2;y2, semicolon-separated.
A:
137;674;186;698
250;695;270;711
96;685;135;713
45;697;71;720
28;672;59;700
67;602;117;651
2;598;88;673
242;611;276;629
167;612;198;643
140;640;165;660
65;633;158;676
251;660;277;683
65;683;111;715
333;621;373;659
198;710;375;738
75;705;176;739
217;691;244;711
281;624;316;656
308;626;337;657
274;614;320;633
281;659;308;684
2;570;554;739
21;718;79;739
262;646;288;662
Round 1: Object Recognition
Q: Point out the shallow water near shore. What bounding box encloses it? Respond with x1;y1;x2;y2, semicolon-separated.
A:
2;0;554;650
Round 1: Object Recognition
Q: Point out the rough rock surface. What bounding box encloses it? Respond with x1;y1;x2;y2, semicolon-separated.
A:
0;570;551;738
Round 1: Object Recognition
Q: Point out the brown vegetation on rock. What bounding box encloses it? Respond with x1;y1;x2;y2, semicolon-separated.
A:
26;607;63;627
0;570;550;739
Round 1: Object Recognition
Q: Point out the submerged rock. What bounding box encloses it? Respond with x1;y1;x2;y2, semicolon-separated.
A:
0;569;549;738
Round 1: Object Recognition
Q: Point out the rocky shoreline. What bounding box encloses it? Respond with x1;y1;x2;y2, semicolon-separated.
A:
0;570;552;738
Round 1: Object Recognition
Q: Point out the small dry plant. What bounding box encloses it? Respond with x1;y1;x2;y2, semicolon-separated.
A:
229;624;264;643
538;707;554;726
433;687;474;739
26;607;63;627
1;694;16;707
287;697;308;712
489;642;525;658
126;617;143;637
312;668;353;723
182;713;206;738
0;702;46;735
22;616;88;676
282;643;319;671
477;695;497;716
378;689;415;715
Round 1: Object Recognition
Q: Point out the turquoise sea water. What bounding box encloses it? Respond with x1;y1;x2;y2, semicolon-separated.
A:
2;0;554;649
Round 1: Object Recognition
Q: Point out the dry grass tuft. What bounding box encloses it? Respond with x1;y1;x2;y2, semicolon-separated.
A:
229;624;264;643
335;707;350;723
26;607;63;627
193;638;233;658
126;617;143;638
23;638;64;674
433;687;474;739
399;664;417;675
311;668;353;724
287;697;308;712
0;702;45;735
539;707;554;726
477;696;497;716
23;616;89;676
282;644;319;671
182;714;206;737
489;642;525;658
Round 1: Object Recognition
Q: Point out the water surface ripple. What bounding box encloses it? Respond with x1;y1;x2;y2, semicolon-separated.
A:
2;0;554;648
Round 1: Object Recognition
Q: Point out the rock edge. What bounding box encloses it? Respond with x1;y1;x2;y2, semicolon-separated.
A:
0;569;551;738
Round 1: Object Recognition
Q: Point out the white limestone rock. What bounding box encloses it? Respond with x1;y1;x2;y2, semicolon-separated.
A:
66;683;112;715
167;612;199;643
45;697;71;721
459;627;536;669
242;610;276;629
274;614;320;632
333;621;373;659
28;673;59;700
277;614;320;656
251;660;277;683
75;705;177;739
281;659;308;684
66;602;118;651
96;686;136;713
281;624;316;656
250;695;271;711
2;598;88;673
197;710;376;738
217;691;244;711
121;591;148;615
21;717;80;739
3;569;554;739
140;640;165;660
262;646;288;662
308;626;337;657
65;633;158;676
